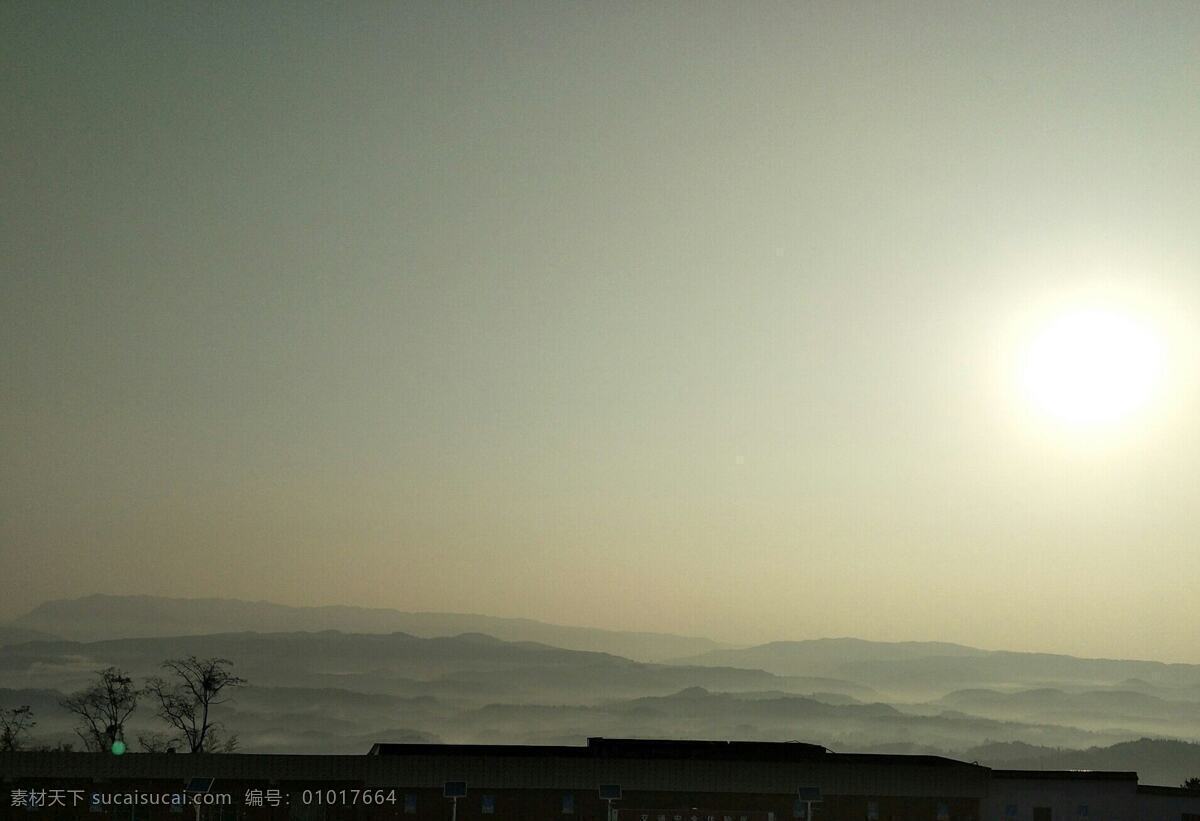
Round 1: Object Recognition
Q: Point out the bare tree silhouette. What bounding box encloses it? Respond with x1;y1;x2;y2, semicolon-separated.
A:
145;656;245;753
59;668;138;752
136;730;182;753
0;705;36;751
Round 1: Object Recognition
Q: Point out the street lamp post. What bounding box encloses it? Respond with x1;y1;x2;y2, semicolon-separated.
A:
600;784;623;821
445;781;468;821
798;786;822;821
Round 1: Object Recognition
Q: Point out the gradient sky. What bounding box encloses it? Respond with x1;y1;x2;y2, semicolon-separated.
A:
3;1;1199;661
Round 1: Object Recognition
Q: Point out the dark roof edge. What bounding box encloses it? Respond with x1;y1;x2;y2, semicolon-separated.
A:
992;770;1138;781
369;743;586;757
370;739;982;768
1137;785;1200;797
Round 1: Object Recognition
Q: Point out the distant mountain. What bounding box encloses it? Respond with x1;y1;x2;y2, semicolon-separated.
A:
11;595;724;662
0;630;834;704
434;685;1118;751
0;688;69;718
0;630;911;752
0;625;58;647
677;640;1200;699
963;738;1200;788
673;638;989;677
838;652;1200;696
940;687;1197;718
0;633;1176;757
935;687;1200;739
9;599;1199;758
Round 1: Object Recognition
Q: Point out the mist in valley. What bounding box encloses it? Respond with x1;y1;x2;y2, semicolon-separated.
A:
3;595;1199;786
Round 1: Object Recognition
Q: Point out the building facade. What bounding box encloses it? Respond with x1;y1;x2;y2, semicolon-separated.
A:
983;771;1200;821
0;738;1195;821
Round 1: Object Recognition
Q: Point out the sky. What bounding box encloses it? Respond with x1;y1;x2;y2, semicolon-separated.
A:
3;1;1199;662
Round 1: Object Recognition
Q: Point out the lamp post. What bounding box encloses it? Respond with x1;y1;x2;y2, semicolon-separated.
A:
445;781;468;821
798;786;822;821
184;778;214;821
599;784;623;821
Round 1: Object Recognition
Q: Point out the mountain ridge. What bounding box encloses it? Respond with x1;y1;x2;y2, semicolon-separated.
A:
8;594;727;662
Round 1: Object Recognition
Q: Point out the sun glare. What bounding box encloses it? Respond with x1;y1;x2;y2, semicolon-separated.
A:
1018;308;1165;427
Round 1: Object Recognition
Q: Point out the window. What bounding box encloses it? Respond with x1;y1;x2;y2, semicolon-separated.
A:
482;795;495;814
937;803;950;821
868;803;880;821
405;794;417;814
794;801;806;818
1006;807;1018;818
562;794;575;814
1077;807;1088;818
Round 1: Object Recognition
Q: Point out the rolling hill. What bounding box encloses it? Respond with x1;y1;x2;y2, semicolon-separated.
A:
8;594;725;661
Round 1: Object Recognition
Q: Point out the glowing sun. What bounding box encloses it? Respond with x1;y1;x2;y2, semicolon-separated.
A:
1019;308;1165;427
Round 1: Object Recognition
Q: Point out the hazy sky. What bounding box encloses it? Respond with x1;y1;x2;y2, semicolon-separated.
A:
3;1;1199;661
